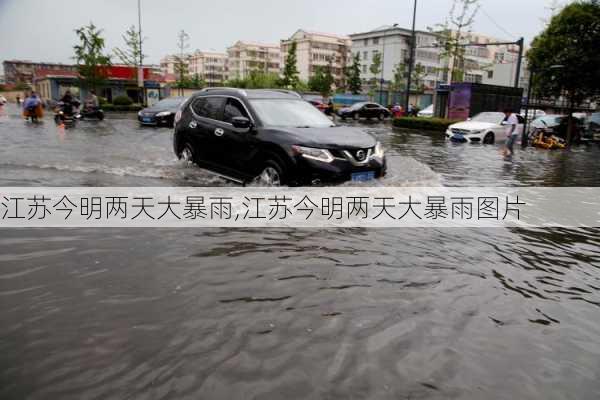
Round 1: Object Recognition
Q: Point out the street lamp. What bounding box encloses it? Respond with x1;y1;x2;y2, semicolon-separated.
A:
404;0;417;113
380;23;398;105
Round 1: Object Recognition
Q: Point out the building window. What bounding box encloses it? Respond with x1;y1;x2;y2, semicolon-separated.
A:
363;51;368;61
373;37;379;45
487;71;494;79
363;65;367;74
364;39;369;46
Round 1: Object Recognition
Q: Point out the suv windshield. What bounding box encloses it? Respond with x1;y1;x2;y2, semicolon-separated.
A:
250;99;334;128
471;112;504;124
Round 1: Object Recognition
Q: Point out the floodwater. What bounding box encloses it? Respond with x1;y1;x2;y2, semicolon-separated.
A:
1;104;599;399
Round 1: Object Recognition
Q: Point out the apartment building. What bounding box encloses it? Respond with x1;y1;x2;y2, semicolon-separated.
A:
449;31;522;85
281;30;351;87
227;41;281;79
189;51;228;85
350;25;444;92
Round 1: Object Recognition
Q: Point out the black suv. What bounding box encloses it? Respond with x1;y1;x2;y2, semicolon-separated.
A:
173;88;386;186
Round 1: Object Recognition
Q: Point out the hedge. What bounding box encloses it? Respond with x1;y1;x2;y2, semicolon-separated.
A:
112;95;134;106
102;104;143;112
392;117;462;132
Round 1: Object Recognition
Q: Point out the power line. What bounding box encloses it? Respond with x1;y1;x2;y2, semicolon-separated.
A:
479;8;517;40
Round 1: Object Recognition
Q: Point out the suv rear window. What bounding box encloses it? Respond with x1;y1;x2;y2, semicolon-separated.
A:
191;97;224;120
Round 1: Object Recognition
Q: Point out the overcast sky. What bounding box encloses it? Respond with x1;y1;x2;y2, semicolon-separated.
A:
0;0;563;69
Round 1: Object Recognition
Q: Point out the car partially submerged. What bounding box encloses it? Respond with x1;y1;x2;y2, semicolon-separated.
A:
446;112;524;144
173;88;386;186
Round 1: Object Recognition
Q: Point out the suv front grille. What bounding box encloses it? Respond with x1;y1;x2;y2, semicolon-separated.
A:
338;147;374;165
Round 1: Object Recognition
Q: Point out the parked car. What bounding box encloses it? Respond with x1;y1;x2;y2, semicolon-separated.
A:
337;102;391;121
587;113;600;140
302;94;328;113
529;114;585;142
520;108;546;121
138;97;187;127
173;88;386;186
446;112;525;144
0;95;7;106
417;104;434;118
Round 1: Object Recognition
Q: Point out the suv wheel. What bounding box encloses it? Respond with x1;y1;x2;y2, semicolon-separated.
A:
483;132;495;144
352;112;360;121
180;142;195;164
378;112;385;121
255;159;284;186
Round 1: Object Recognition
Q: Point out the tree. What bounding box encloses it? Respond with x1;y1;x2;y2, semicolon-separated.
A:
432;0;480;82
73;22;111;91
391;63;407;92
281;41;300;89
527;1;600;143
114;25;145;67
174;30;190;93
308;63;334;98
224;71;282;89
346;53;362;94
369;51;383;97
412;63;427;93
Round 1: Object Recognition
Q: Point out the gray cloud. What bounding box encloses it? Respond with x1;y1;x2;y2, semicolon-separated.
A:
0;0;560;67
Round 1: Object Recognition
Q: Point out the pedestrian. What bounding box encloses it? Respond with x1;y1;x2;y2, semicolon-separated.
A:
16;95;21;106
502;108;519;157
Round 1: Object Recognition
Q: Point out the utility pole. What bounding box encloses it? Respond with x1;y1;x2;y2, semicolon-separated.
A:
514;37;524;88
137;0;145;105
405;0;417;112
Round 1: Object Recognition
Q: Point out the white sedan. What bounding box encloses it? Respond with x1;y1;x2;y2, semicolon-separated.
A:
446;112;525;144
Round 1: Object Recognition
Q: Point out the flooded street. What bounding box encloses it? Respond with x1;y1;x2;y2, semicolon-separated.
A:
1;104;600;399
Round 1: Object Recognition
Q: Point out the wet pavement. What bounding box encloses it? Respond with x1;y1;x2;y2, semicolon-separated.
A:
1;104;600;399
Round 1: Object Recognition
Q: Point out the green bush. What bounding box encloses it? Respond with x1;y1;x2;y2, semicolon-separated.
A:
98;96;109;106
112;95;134;106
393;117;462;132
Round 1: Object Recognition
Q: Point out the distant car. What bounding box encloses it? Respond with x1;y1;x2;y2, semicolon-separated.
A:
446;112;525;144
337;102;391;121
0;95;7;105
138;97;187;127
417;104;434;118
302;94;328;113
587;113;600;140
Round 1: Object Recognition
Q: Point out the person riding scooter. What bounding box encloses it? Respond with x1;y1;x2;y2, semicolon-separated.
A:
22;91;43;122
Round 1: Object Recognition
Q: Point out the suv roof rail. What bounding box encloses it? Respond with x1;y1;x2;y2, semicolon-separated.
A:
268;89;302;98
199;87;247;96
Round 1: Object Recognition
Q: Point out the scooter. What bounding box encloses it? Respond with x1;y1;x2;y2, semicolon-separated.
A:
78;105;104;121
54;101;79;127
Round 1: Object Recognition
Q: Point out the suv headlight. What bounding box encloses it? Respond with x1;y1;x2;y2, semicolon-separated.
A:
138;111;143;116
469;130;483;135
292;145;334;163
373;141;385;158
156;111;171;117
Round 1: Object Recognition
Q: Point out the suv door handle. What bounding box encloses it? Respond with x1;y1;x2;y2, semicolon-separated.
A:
214;128;224;137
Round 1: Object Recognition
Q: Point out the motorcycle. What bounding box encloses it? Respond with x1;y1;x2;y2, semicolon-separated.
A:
54;100;80;126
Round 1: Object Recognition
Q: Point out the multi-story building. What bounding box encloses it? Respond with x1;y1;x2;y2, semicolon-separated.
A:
3;60;78;85
160;51;228;85
160;55;179;75
227;41;281;79
448;31;522;85
350;25;444;104
281;30;351;87
189;51;228;85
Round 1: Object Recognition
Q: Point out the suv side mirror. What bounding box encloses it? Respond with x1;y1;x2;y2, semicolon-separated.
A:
232;116;252;130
